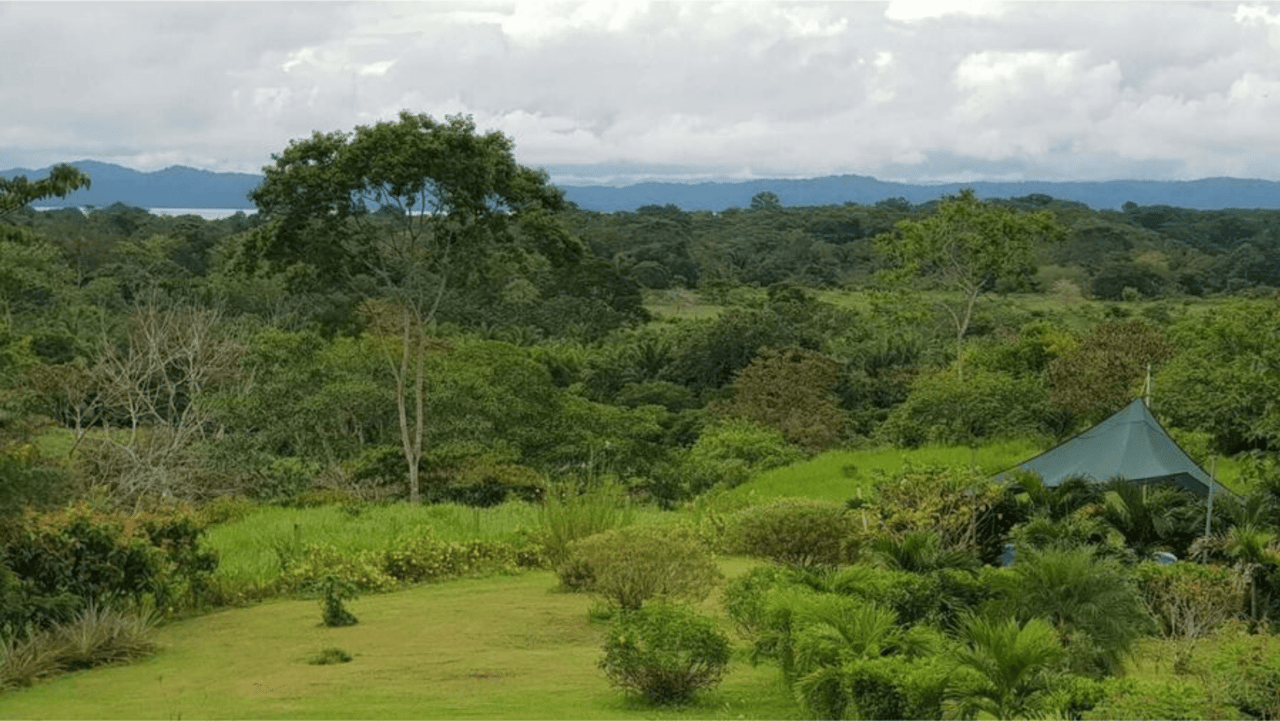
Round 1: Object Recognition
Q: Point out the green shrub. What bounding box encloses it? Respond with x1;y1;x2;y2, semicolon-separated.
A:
279;543;398;594
0;503;219;635
0;603;157;689
679;418;806;496
842;654;953;721
722;564;801;638
316;574;358;627
599;603;732;705
1136;562;1246;640
728;498;859;567
991;546;1156;677
379;533;536;584
563;524;723;610
308;647;353;665
826;565;947;627
1084;677;1234;721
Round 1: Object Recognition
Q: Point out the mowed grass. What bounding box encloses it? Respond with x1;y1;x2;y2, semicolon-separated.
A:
0;564;800;720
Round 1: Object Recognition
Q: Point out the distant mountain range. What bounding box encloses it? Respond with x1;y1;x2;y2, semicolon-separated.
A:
5;160;1280;213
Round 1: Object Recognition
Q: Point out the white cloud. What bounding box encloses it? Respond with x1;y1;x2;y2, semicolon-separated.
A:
3;1;1280;184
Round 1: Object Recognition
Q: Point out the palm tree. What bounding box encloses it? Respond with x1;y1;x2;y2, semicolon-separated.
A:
869;529;980;574
947;614;1064;720
1223;523;1280;623
992;545;1155;676
789;594;902;719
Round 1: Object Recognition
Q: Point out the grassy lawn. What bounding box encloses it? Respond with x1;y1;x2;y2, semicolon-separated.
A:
0;563;800;720
721;439;1042;504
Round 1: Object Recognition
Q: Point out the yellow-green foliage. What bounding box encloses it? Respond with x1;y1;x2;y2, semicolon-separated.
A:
863;463;1004;554
565;524;722;610
1135;562;1246;639
728;498;859;567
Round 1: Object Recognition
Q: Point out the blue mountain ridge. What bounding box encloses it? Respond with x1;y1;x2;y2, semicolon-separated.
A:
4;160;1279;212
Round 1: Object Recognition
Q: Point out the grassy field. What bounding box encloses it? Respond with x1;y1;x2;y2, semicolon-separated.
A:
0;563;800;720
720;439;1043;504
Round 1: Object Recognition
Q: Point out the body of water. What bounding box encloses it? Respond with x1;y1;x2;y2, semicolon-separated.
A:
35;207;256;220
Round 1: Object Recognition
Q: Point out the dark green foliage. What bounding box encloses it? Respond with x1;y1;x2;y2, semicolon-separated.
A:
862;654;956;720
0;504;219;640
563;524;722;610
0;603;157;690
1158;301;1280;454
719;347;846;451
599;602;732;705
878;366;1056;447
317;574;358;627
989;546;1156;677
722;565;802;639
1047;319;1176;426
307;646;353;665
728;498;859;568
0;447;67;518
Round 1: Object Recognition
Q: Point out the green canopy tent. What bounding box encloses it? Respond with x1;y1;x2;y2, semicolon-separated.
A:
996;399;1233;498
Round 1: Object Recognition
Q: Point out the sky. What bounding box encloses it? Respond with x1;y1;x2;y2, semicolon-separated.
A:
4;0;1280;186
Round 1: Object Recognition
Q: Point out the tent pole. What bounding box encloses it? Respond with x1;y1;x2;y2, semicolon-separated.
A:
1203;455;1217;562
1144;363;1152;407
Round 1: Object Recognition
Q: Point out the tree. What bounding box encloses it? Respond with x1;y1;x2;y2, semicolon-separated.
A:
0;164;91;223
720;347;845;451
1047;319;1176;427
875;189;1067;379
947;614;1065;720
248;112;566;503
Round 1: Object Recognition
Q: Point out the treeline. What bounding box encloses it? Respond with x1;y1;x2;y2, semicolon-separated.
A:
565;192;1280;298
2;151;1280;520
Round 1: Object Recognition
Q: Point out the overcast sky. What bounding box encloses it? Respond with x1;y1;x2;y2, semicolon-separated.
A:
4;1;1280;186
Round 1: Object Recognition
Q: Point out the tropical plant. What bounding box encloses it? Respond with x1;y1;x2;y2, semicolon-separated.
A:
990;545;1155;676
946;614;1065;720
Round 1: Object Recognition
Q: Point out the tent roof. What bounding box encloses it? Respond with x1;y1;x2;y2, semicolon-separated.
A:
996;399;1233;497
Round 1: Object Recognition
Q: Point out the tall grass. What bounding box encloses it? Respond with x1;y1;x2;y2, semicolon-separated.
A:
536;482;636;567
204;501;545;589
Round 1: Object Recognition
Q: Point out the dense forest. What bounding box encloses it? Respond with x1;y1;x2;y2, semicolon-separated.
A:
4;152;1280;513
5;117;1280;717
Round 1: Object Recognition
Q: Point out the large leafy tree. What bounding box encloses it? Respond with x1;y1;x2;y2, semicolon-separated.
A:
247;112;567;503
876;189;1067;379
0;164;91;223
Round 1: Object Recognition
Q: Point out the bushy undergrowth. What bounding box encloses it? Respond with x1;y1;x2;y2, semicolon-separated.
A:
0;503;217;640
0;603;157;689
1137;562;1246;640
599;603;732;705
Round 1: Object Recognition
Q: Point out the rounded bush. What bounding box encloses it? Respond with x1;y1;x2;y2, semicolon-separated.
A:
599;603;732;705
728;498;859;567
562;523;722;610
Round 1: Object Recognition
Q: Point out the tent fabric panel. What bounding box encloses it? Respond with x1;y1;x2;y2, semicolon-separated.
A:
998;399;1228;498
